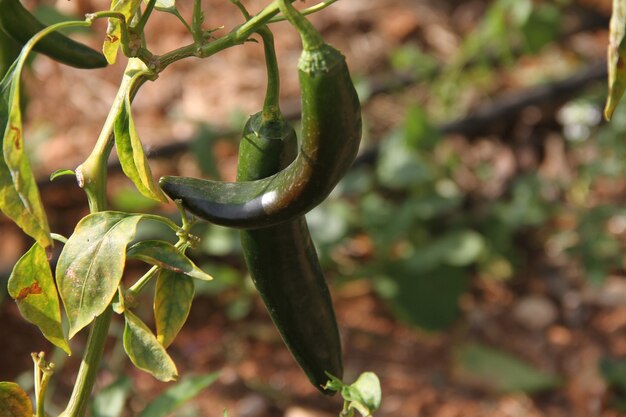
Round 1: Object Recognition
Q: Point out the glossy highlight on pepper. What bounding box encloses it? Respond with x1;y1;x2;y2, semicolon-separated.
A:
159;5;361;229
235;26;342;394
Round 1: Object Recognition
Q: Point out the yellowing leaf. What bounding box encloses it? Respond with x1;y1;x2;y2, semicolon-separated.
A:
103;0;143;64
56;211;143;338
127;240;212;280
0;59;51;249
0;382;33;417
605;0;626;120
113;59;167;202
154;269;194;348
123;310;178;381
8;243;70;354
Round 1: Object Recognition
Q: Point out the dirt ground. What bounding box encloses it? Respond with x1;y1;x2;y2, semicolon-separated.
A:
2;0;626;416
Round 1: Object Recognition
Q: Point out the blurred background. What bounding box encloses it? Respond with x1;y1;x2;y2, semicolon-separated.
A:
2;0;626;416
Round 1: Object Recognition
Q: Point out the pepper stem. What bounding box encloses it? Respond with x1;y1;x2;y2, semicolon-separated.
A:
277;0;324;51
258;26;282;120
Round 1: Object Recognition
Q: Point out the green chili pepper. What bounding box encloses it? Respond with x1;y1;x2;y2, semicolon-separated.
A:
159;1;361;229
237;27;342;394
0;0;107;69
0;27;21;79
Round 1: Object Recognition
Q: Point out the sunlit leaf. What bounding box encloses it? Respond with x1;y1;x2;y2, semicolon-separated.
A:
0;382;33;417
0;57;51;249
103;0;142;64
324;372;382;417
343;372;382;414
91;376;132;417
123;310;178;381
8;243;70;354
454;343;561;393
113;59;167;202
605;0;626;120
137;373;219;417
127;240;212;281
50;168;75;181
154;269;194;348
154;0;175;11
57;211;143;338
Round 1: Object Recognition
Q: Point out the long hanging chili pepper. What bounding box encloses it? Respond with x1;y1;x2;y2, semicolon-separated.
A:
159;0;361;230
0;0;108;69
237;26;343;394
0;28;21;79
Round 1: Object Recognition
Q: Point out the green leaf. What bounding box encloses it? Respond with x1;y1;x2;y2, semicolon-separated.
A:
154;0;175;11
8;243;70;354
605;0;626;120
454;343;561;393
137;373;219;417
56;211;143;338
91;376;132;417
154;269;194;348
0;382;33;417
123;310;178;382
0;57;52;249
127;240;212;281
324;372;382;417
347;372;381;412
103;0;142;64
114;59;167;203
50;168;75;181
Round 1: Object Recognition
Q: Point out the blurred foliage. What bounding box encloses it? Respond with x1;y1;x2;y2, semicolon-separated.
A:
454;343;561;393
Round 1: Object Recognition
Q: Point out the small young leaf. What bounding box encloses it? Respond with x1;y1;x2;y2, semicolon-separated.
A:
154;269;194;348
137;373;219;417
154;0;175;11
324;372;382;417
123;310;178;382
127;240;212;281
50;168;75;181
57;211;143;338
605;0;626;120
114;61;167;203
91;376;132;417
0;382;33;417
347;372;382;412
103;0;142;64
8;243;70;354
0;59;52;249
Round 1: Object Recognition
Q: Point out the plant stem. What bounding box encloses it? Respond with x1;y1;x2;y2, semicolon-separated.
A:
60;307;113;417
258;26;281;120
62;60;153;417
77;60;151;212
267;0;338;23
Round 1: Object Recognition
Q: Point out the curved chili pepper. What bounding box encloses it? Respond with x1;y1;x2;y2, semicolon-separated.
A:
0;28;20;79
237;27;342;394
159;1;361;230
0;0;107;69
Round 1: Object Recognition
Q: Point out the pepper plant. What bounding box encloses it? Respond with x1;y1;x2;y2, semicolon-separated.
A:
0;0;381;416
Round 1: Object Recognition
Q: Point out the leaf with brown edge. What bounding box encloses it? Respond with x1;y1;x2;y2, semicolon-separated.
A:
8;243;70;354
0;382;33;417
0;56;52;249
